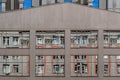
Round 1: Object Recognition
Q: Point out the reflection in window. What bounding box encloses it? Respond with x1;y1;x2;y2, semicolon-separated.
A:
0;31;30;48
53;64;64;74
13;65;19;73
71;55;98;76
104;64;108;74
108;0;120;12
36;31;65;48
3;64;10;75
71;30;98;48
117;64;120;74
0;56;30;76
13;37;18;45
104;55;120;76
104;31;120;48
3;56;9;60
36;65;44;75
36;55;65;76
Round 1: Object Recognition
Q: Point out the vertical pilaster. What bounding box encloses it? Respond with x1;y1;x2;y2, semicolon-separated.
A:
65;29;71;78
30;30;36;80
98;29;104;79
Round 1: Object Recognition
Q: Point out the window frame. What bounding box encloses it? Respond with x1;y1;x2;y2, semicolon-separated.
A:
36;30;65;49
35;55;65;77
70;30;98;49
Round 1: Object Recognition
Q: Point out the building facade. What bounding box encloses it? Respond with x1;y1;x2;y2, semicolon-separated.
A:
0;0;120;13
0;2;120;80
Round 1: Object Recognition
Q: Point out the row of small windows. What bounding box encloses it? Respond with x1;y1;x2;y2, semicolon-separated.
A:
0;56;29;76
36;31;65;48
1;30;120;48
0;0;120;13
0;55;120;77
0;0;65;12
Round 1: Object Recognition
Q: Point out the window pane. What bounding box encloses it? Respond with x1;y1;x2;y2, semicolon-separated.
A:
104;55;120;76
36;31;65;48
0;56;29;76
71;30;98;48
0;31;30;48
104;31;120;48
36;55;65;76
71;55;98;76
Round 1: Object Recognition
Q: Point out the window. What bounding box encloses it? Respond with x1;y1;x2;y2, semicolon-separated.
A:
0;31;30;48
12;56;19;60
6;0;11;11
53;64;64;74
19;3;23;9
53;35;59;44
37;56;44;60
41;0;56;5
54;65;59;73
104;56;108;59
82;55;86;60
74;55;86;60
13;37;18;45
75;55;80;59
116;56;120;59
104;55;120;76
104;65;108;74
0;56;30;76
117;64;120;74
3;37;9;46
14;0;19;10
36;65;44;75
108;0;120;12
2;2;6;12
71;55;98;76
74;63;80;73
71;30;98;48
36;55;65;76
36;36;44;45
13;65;19;73
104;31;120;48
82;64;87;73
82;36;87;45
60;56;64;59
3;64;10;75
96;65;98;74
53;55;64;60
20;31;30;48
36;31;65;48
3;56;9;60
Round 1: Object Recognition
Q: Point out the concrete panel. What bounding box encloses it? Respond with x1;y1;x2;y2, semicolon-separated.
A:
99;0;107;10
41;0;47;5
32;0;39;7
57;0;64;3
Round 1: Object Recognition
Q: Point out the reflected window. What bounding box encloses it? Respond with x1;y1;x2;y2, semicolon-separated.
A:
0;56;30;76
36;31;65;48
104;31;120;48
104;55;120;76
36;55;65;76
71;55;98;76
71;30;98;48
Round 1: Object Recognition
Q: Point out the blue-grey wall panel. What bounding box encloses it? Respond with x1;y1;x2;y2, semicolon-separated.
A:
24;0;32;9
93;0;99;8
0;0;2;12
64;0;72;2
